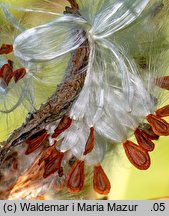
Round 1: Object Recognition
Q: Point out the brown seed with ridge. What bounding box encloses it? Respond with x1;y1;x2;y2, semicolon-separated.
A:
93;165;111;195
66;160;84;193
123;140;150;170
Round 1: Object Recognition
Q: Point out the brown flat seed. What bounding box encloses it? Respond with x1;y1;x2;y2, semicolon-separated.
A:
0;44;13;54
0;64;13;85
155;76;169;90
43;152;64;178
25;129;47;154
134;128;155;151
13;68;26;83
146;114;169;136
123;140;150;170
140;123;159;140
93;165;111;195
156;105;169;117
52;116;72;138
84;127;95;155
39;144;57;166
66;160;84;193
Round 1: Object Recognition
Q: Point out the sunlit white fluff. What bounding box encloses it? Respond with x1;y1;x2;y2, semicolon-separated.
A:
14;16;88;61
89;0;150;39
12;0;154;159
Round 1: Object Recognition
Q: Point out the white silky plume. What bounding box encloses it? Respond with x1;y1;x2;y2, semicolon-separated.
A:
69;0;157;146
81;0;149;39
14;16;88;61
12;0;159;159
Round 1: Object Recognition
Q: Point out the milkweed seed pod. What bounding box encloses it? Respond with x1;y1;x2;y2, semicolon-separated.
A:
0;0;169;199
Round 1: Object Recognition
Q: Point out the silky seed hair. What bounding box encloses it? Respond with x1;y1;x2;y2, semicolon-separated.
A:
0;0;169;199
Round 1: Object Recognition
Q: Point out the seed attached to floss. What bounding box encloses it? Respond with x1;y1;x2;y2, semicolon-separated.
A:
52;115;72;138
43;151;64;178
0;64;13;85
140;123;159;140
123;140;150;170
38;143;64;178
39;143;57;166
0;63;26;86
0;44;13;54
25;129;48;155
146;114;169;136
13;68;26;83
83;127;95;155
93;165;111;195
156;105;169;117
66;160;84;193
134;128;155;152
